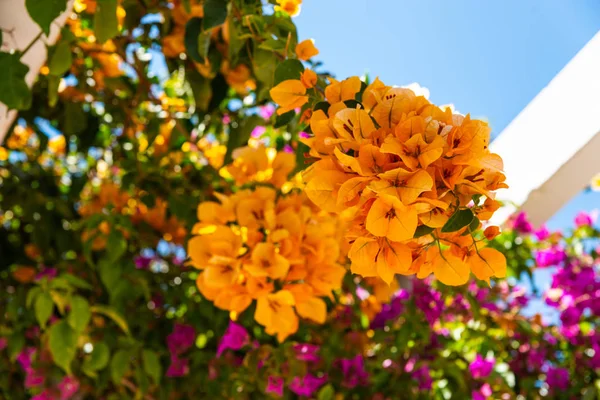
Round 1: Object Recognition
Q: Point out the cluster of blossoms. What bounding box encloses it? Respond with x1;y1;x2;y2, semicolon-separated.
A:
188;151;346;341
79;181;187;247
271;74;508;286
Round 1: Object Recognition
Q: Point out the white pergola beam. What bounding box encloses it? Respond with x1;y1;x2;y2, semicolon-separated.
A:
490;30;600;227
0;0;74;143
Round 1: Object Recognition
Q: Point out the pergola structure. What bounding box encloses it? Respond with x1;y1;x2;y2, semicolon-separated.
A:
1;2;600;227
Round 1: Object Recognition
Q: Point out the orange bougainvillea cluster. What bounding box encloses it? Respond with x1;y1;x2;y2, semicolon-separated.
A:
79;182;187;246
187;152;346;342
220;145;296;188
271;75;508;286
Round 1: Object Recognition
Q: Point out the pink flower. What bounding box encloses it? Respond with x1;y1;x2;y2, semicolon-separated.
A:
413;365;432;390
266;376;284;397
35;267;58;281
511;212;533;233
283;144;294;153
289;374;327;397
259;104;275;119
222;114;231;124
0;337;7;351
216;321;249;357
469;354;494;379
293;343;320;362
546;366;569;390
167;323;195;355
298;131;310;139
251;126;266;138
575;211;595;227
338;355;369;388
31;390;54;400
166;354;190;377
534;225;550;241
58;376;80;400
472;383;492;400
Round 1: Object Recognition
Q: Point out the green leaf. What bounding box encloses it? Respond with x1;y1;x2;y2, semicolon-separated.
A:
8;332;25;360
48;74;60;107
90;305;131;336
0;52;32;110
142;350;162;384
197;30;212;61
274;110;295;128
106;230;127;262
258;38;286;52
49;40;72;76
83;342;110;373
34;292;54;329
62;274;93;290
227;17;245;63
48;320;77;374
313;101;330;114
25;0;68;35
26;286;43;309
184;18;205;62
441;208;474;233
468;216;480;233
414;225;435;238
67;295;91;332
224;115;263;165
317;384;335;400
274;59;304;85
202;0;227;31
94;0;119;43
253;49;277;87
110;349;131;385
188;70;212;113
99;258;120;290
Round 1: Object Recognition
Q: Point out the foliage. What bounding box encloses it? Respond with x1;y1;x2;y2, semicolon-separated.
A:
0;0;596;399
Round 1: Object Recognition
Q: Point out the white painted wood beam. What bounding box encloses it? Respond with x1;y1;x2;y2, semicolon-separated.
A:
490;31;600;227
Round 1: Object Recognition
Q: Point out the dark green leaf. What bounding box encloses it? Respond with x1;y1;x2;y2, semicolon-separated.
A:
258;38;286;52
227;17;245;63
414;225;435;238
142;349;162;384
274;59;304;85
67;295;91;332
202;0;227;31
294;141;310;175
441;208;474;233
110;349;131;385
208;73;228;111
34;292;54;329
468;216;480;232
48;321;77;374
184;18;205;62
0;52;32;110
8;332;25;360
62;102;88;135
274;110;295;128
313;101;330;114
25;0;67;35
94;0;119;43
49;40;72;76
90;305;131;335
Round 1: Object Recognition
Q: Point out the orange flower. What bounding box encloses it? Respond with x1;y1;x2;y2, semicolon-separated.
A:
299;76;507;286
295;39;318;61
255;291;298;342
269;80;308;115
300;69;317;89
275;0;302;17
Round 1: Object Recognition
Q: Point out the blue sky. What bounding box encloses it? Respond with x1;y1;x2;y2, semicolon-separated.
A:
296;0;600;231
296;1;600;312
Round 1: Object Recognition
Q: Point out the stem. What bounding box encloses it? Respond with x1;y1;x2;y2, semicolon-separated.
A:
20;31;44;58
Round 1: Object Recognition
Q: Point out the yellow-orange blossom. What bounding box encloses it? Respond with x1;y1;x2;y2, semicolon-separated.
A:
271;75;508;286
